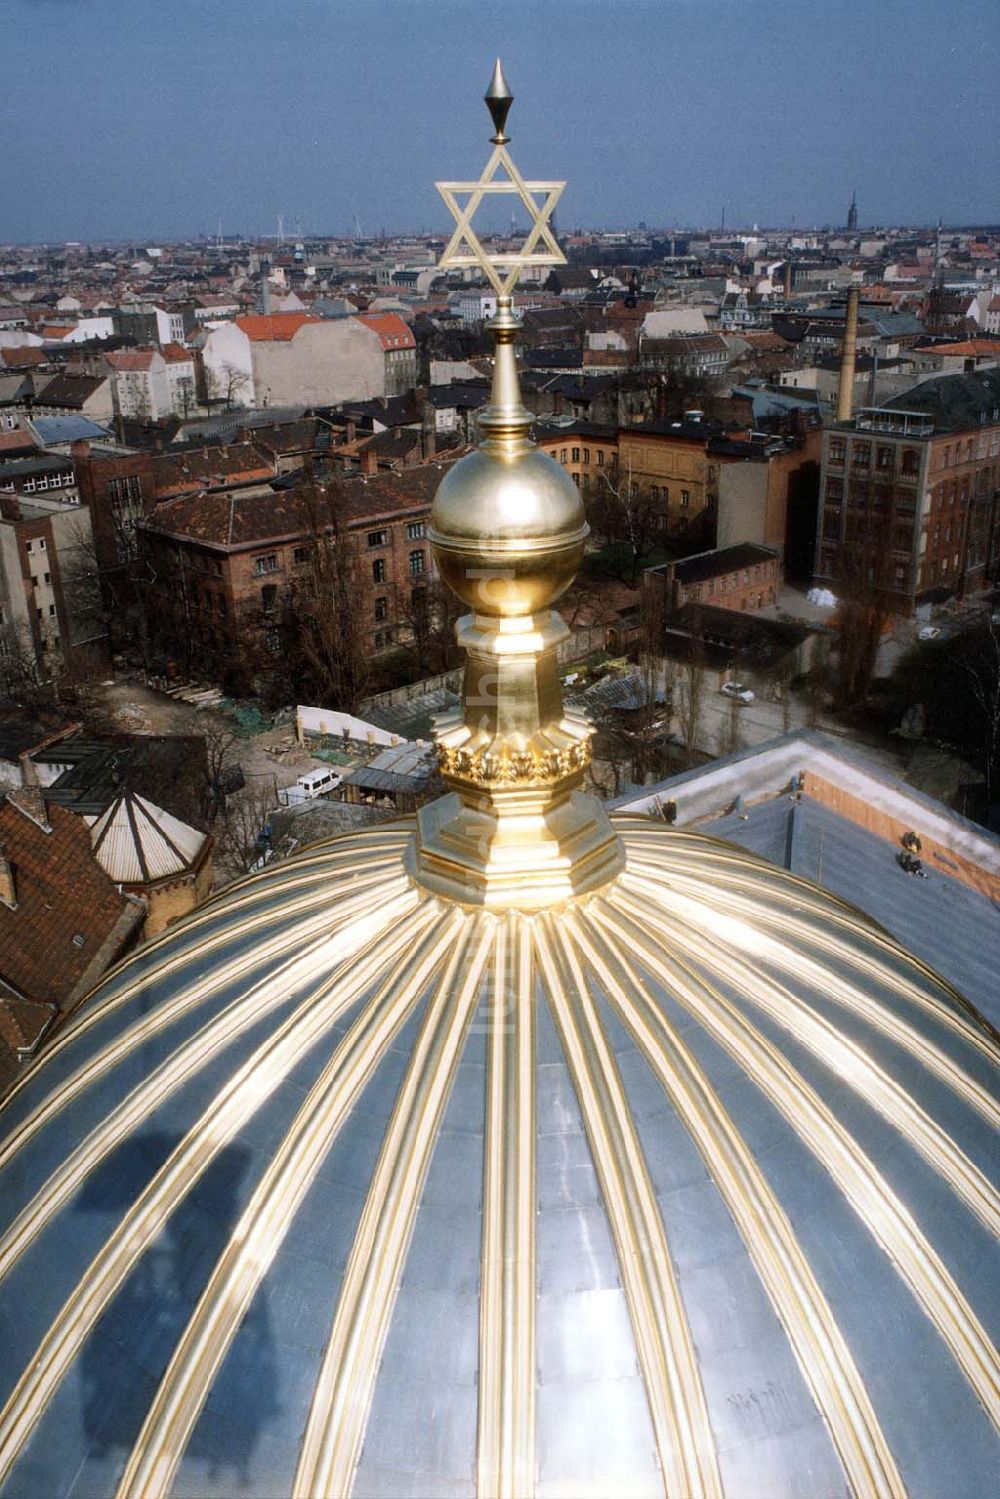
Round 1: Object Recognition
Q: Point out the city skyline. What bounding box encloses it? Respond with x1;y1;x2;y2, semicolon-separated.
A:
6;0;998;242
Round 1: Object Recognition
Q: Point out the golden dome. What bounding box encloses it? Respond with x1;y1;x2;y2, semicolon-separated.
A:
0;819;996;1498
0;65;997;1499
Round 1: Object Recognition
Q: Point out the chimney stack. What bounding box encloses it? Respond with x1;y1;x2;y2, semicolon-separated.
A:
835;286;860;423
360;445;379;477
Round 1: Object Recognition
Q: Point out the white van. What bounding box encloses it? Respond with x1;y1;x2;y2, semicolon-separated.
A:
293;767;343;801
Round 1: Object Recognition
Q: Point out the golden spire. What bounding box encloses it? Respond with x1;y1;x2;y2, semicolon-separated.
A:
412;67;624;909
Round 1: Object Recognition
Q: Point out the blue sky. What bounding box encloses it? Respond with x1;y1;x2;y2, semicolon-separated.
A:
5;0;998;241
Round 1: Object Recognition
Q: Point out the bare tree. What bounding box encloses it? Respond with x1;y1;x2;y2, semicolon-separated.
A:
207;363;251;411
283;480;371;712
61;510;158;669
586;459;662;584
675;609;708;756
831;498;895;707
214;777;280;881
0;622;58;713
716;692;744;758
961;615;1000;804
397;577;463;676
677;658;707;756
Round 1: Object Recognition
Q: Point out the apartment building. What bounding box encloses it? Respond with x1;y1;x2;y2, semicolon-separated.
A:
139;462;452;686
814;368;1000;612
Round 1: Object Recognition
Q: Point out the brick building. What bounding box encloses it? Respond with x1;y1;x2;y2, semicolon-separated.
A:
534;420;618;498
139;462;452;685
617;416;730;538
814;367;1000;613
647;542;781;614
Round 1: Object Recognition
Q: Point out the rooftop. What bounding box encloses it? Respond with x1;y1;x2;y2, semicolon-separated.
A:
615;730;1000;1024
143;461;453;549
0;793;143;1017
670;543;779;585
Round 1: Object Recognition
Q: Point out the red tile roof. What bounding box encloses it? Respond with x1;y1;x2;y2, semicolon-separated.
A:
0;430;38;455
108;350;157;372
926;339;1000;357
151;442;274;499
0;347;46;369
144;462;454;549
355;312;416;352
235;313;317;342
161;342;193;363
0;794;141;1011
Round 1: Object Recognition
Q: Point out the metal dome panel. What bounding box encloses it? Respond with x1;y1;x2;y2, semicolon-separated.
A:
0;817;997;1498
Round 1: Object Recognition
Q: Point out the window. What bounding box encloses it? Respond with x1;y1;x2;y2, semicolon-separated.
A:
828;438;846;464
372;558;386;583
367;529;388;548
293;545;310;564
681;490;690;508
572;472;580;487
261;584;278;614
409;549;426;578
44;571;50;584
572;447;580;463
876;446;894;470
597;451;605;467
48;604;56;617
583;448;590;465
901;448;919;477
108;476;142;559
254;553;277;576
37;539;45;551
406;521;426;540
374;596;388;622
374;629;393;650
851;442;871;468
559;449;568;464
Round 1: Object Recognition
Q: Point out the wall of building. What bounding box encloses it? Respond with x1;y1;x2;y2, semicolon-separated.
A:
717;464;770;551
815;417;1000;611
200;323;255;407
138;851;213;937
617;431;713;534
535;430;619;499
251;321;384;408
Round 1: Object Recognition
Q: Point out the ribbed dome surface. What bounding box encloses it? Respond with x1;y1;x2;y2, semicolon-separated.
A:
0;817;996;1499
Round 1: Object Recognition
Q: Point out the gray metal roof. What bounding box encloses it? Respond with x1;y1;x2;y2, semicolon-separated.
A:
704;793;1000;1026
0;784;995;1497
28;415;110;445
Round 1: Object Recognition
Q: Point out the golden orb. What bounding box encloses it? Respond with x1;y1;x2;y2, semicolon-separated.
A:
429;443;587;616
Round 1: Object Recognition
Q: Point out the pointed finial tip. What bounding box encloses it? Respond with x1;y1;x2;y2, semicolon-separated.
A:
485;58;513;143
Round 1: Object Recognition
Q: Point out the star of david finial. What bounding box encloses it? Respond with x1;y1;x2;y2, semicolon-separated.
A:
436;60;566;299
